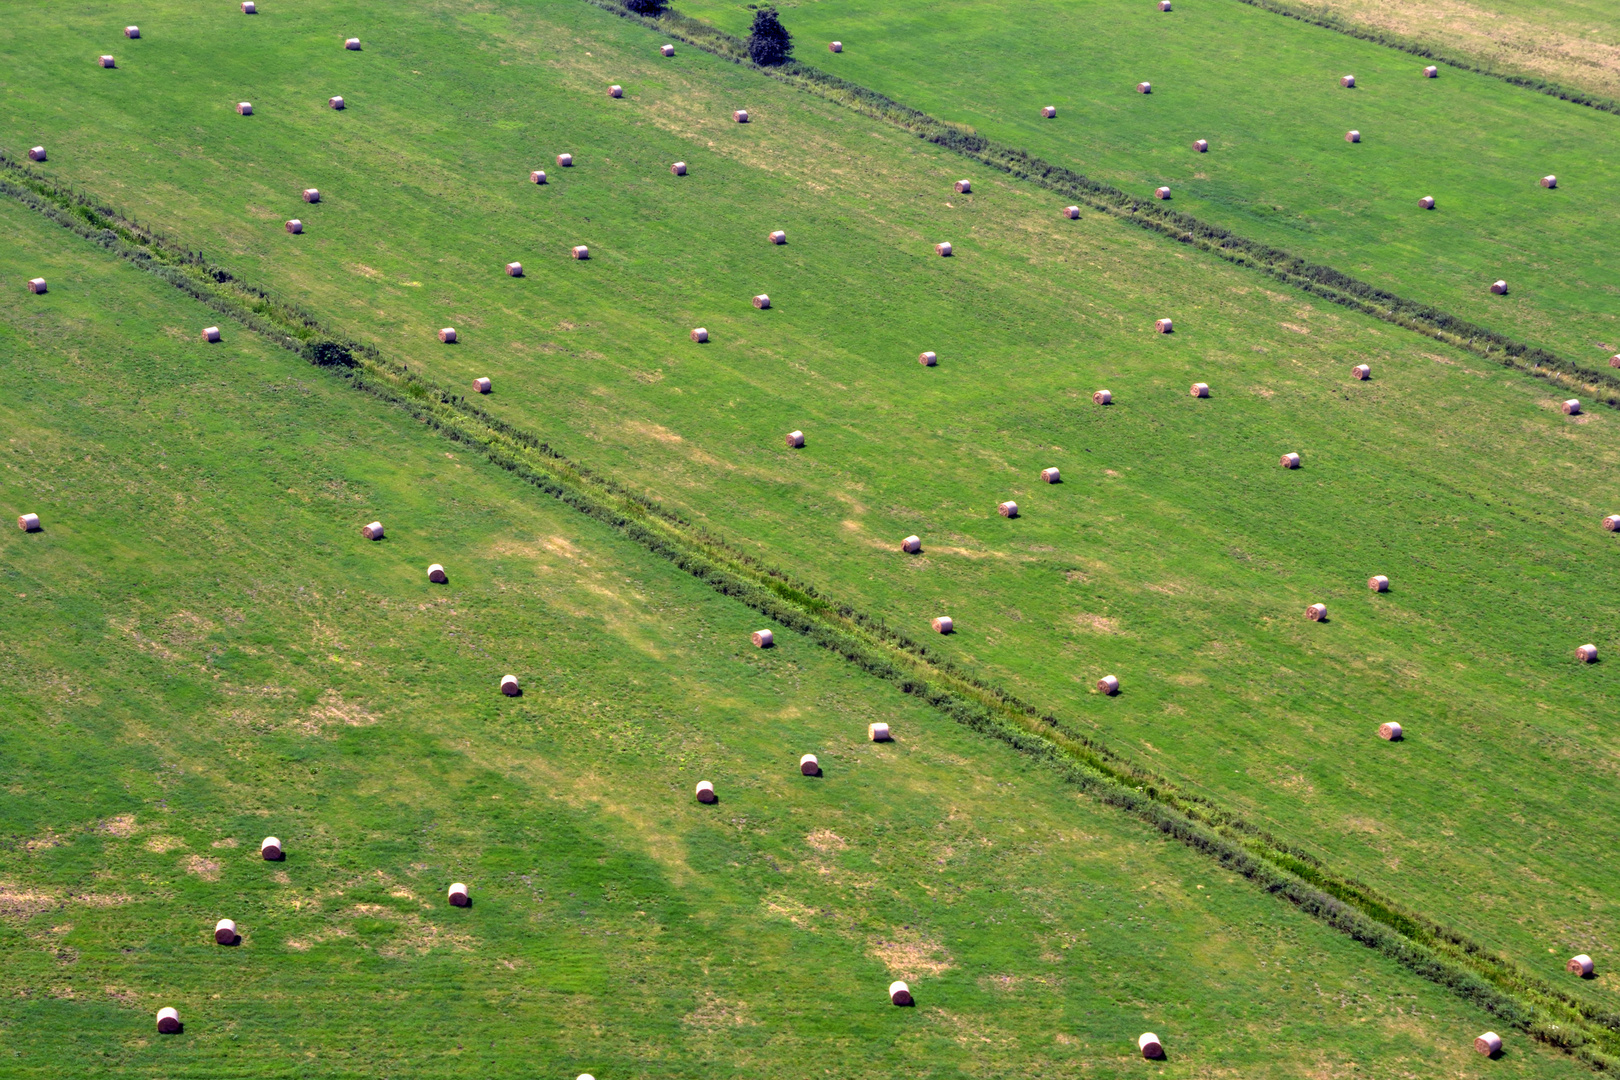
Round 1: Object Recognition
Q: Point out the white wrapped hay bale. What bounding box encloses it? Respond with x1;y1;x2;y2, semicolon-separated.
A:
531;170;547;184
1093;389;1112;405
889;980;913;1005
1155;186;1171;199
1139;1032;1163;1059
998;501;1019;518
1578;643;1598;663
260;836;282;860
100;55;116;68
506;262;523;277
784;429;804;448
27;278;47;294
1097;674;1120;695
500;674;520;696
1194;139;1208;152
572;245;590;259
869;722;891;742
448;882;470;906
901;535;921;553
329;96;345;110
918;351;937;366
1190;382;1209;398
1475;1032;1502;1056
473;377;492;393
1419;195;1434;209
27;146;46;161
285;219;302;234
1424;65;1438;77
1340;74;1355;88
800;753;821;776
156;1007;181;1034
932;616;953;634
1569;954;1595;976
1563;399;1581;415
215;918;238;945
1345;130;1361;143
1159;0;1172;9
696;780;717;804
202;326;221;343
428;564;448;583
439;327;457;343
126;25;141;37
18;513;40;532
1041;106;1056;118
1378;721;1403;741
1155;318;1173;333
558;153;574;167
769;230;786;244
1489;280;1508;294
1280;452;1301;469
734;110;749;123
753;294;771;309
1041;467;1061;483
752;629;774;648
1352;364;1371;380
362;521;384;540
935;242;953;256
303;188;320;203
1541;175;1557;189
1306;603;1328;621
1368;574;1389;592
1064;205;1080;218
242;1;255;11
609;85;623;98
671;161;687;176
237;102;253;115
829;41;842;53
1137;82;1151;94
344;37;361;50
691;327;708;342
662;44;676;56
955;179;972;193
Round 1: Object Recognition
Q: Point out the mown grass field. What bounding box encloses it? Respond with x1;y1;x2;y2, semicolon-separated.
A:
4;0;1620;1035
1;196;1587;1078
675;0;1620;371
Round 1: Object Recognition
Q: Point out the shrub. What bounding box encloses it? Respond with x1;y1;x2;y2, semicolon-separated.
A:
747;7;792;66
623;0;666;14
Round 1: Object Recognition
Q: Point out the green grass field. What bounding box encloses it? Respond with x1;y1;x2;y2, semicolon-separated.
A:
673;0;1620;372
2;193;1589;1077
5;0;1620;1069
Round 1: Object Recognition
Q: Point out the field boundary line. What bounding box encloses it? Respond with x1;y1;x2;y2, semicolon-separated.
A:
4;155;1618;1068
582;0;1620;409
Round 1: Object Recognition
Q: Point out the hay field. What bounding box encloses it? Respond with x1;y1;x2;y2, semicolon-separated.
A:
1;196;1586;1077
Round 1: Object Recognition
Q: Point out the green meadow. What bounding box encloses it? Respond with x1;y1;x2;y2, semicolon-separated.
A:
4;0;1620;1064
1;194;1587;1077
676;0;1620;370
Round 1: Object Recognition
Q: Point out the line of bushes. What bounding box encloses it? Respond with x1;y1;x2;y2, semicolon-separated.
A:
5;149;1618;1067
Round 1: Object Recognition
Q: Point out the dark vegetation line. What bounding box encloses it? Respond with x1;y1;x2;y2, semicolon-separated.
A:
1226;0;1620;118
587;0;1620;410
5;147;1619;1068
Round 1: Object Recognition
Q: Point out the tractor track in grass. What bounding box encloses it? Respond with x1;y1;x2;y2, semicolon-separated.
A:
6;154;1620;1067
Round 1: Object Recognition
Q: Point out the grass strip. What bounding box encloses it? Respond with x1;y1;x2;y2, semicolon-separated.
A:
5;153;1619;1069
582;0;1620;409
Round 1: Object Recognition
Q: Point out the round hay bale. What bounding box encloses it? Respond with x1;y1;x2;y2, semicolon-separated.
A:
558;153;573;167
691;327;709;342
1353;364;1371;379
126;25;141;37
1155;318;1173;333
215;918;238;945
202;326;222;343
1569;954;1595;976
1341;74;1356;88
662;44;676;56
27;146;46;161
261;836;282;860
362;521;385;540
1345;130;1361;143
671;161;687;176
237;102;253;115
1578;643;1598;663
1490;279;1508;294
156;1007;181;1034
428;564;448;583
1041;106;1057;119
26;279;46;294
1604;514;1620;531
932;615;953;634
1280;452;1301;469
1137;82;1151;94
752;629;774;648
329;96;345;109
869;722;892;742
1041;467;1062;483
1093;389;1112;405
473;376;492;393
242;1;255;10
770;230;786;244
1306;602;1328;621
999;500;1019;518
609;85;623;98
784;429;804;448
1194;138;1208;152
1159;0;1172;9
439;327;457;343
1098;674;1120;695
344;37;361;50
829;41;843;52
1368;574;1389;592
1419;195;1435;209
1378;721;1403;740
302;188;321;203
955;179;972;193
1190;382;1209;398
1139;1033;1163;1059
889;980;913;1006
1564;399;1582;415
1424;65;1438;77
800;753;821;776
901;535;922;553
448;882;470;906
500;674;520;696
918;350;937;366
753;294;771;309
696;780;717;804
18;513;40;532
506;262;523;277
572;245;590;259
100;55;116;68
1610;354;1620;368
1155;186;1171;199
1541;175;1557;188
1475;1032;1502;1057
1064;205;1080;218
285;219;302;234
735;110;749;123
936;242;953;256
531;170;547;184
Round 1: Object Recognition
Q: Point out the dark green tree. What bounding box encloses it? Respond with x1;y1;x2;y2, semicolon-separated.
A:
747;7;792;66
624;0;666;15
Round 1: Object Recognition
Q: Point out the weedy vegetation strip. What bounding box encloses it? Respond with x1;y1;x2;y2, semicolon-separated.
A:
5;153;1619;1068
581;0;1620;408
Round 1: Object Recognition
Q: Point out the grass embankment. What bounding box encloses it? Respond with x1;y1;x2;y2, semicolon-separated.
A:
676;0;1620;372
3;198;1588;1077
6;0;1620;1034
